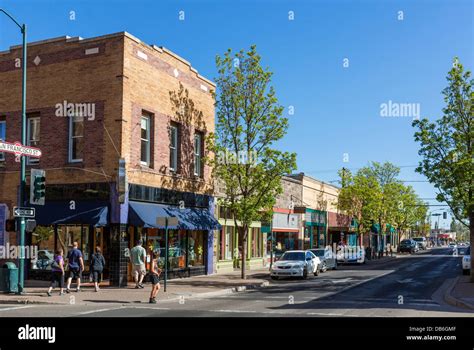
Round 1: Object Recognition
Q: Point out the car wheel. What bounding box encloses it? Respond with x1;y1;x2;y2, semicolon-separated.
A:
314;265;320;276
321;262;327;273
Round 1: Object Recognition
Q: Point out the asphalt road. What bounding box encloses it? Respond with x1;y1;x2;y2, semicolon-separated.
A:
0;247;471;317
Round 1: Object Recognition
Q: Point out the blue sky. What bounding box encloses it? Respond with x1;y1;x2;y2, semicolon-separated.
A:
1;0;473;229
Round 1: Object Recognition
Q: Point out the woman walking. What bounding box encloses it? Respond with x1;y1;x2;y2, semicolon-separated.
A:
149;252;162;304
47;249;65;296
90;246;106;292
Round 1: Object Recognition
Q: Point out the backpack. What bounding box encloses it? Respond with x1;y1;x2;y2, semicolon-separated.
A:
50;257;60;270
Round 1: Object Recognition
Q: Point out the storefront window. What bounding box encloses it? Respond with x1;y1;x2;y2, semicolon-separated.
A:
251;227;262;258
146;230;205;270
274;232;299;252
31;225;55;270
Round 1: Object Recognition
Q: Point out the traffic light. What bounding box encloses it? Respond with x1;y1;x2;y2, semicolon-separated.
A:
30;168;46;205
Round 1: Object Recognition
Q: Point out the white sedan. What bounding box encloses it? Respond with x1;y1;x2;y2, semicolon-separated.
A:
270;250;321;280
462;246;471;275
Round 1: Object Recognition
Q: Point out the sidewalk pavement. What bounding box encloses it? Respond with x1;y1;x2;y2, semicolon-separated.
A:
0;269;270;305
444;275;474;310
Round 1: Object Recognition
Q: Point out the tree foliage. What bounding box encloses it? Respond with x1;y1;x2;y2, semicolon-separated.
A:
207;45;297;278
412;57;473;281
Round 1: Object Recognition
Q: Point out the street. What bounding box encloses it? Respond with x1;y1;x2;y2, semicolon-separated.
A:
0;248;470;317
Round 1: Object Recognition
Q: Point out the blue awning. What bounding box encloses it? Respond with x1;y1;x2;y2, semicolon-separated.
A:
32;201;109;227
128;201;221;230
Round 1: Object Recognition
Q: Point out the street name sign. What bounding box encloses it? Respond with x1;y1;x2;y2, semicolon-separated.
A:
0;141;42;159
13;207;35;218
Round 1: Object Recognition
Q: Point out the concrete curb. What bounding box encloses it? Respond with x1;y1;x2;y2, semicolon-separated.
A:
443;276;474;310
0;280;270;306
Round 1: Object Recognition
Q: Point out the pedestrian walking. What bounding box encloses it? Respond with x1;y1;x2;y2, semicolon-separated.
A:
149;252;162;304
90;246;106;292
65;242;84;293
47;249;65;296
130;239;146;289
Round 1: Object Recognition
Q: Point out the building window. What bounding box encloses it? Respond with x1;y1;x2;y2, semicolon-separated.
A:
27;117;40;164
194;132;203;177
140;115;150;166
69;116;84;162
0;121;5;161
169;124;178;172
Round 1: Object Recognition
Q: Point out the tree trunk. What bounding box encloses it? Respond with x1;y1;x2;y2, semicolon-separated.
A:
241;225;247;279
470;211;474;283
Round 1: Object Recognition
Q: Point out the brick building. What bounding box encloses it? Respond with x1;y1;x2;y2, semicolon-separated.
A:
0;32;220;284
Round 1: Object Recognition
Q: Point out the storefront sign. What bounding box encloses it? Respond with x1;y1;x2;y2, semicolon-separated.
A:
272;212;299;231
305;210;326;226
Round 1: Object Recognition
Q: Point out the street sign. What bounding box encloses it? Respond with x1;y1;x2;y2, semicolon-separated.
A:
13;207;35;218
0;140;42;161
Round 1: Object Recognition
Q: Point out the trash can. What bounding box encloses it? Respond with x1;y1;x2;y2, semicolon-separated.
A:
1;262;19;293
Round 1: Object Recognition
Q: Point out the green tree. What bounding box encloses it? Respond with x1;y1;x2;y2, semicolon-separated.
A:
337;168;380;242
360;162;402;255
208;45;297;279
412;57;474;281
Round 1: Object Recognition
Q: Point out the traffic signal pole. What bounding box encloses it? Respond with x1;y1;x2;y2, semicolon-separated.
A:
0;9;28;294
18;23;27;294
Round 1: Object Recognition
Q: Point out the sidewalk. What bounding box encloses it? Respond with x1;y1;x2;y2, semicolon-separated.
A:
444;275;474;310
0;269;270;305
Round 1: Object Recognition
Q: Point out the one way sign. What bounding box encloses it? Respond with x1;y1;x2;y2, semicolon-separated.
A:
13;207;35;218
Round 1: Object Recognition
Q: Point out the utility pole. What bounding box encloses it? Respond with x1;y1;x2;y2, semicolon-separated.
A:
0;9;27;294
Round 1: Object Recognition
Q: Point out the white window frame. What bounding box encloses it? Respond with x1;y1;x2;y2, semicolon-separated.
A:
169;125;178;172
140;116;150;166
27;117;40;164
194;132;202;177
68;116;84;163
0;121;5;162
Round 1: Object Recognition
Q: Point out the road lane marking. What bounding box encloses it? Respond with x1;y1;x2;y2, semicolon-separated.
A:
0;305;34;312
77;307;123;315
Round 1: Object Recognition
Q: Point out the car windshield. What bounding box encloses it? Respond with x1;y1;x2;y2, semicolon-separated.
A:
280;252;305;261
401;240;412;245
311;250;325;257
413;238;423;242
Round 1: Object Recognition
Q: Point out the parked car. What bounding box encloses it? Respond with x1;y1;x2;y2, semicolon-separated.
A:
399;239;419;254
310;247;337;272
454;246;470;256
449;242;457;248
270;250;321;280
336;246;365;264
412;237;427;250
31;250;54;270
462;246;471;275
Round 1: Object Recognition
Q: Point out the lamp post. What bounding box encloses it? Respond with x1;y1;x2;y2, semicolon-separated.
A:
0;9;27;294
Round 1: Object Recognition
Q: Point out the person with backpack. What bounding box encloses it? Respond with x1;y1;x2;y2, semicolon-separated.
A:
47;249;65;296
90;246;106;292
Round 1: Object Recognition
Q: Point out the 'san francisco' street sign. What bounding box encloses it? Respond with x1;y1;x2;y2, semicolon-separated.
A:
13;207;35;218
0;141;42;159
